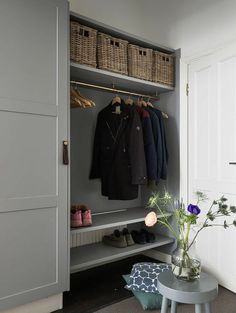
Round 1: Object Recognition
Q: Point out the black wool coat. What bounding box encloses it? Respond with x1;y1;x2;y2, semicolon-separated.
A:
90;100;147;200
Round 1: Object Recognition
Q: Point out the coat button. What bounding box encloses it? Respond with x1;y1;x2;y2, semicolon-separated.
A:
106;146;110;150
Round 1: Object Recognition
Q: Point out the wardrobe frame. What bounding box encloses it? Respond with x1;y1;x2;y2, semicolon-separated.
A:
69;11;181;273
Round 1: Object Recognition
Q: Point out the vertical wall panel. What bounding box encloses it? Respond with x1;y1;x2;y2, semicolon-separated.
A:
217;56;236;193
193;67;211;181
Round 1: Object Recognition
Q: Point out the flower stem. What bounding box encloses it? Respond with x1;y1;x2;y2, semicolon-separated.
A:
156;220;179;241
187;225;204;252
185;222;191;248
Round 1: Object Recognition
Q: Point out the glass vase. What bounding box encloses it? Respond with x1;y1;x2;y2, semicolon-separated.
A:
171;244;201;281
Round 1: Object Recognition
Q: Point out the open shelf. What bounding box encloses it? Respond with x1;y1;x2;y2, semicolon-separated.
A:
71;206;172;234
71;63;174;96
70;12;175;54
70;235;174;273
69;12;177;274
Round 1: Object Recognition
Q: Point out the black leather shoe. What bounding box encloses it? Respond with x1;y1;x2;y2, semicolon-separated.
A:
131;230;147;244
140;229;155;243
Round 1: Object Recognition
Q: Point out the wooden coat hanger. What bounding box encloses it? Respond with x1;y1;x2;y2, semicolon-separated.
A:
77;92;93;107
78;91;96;107
125;96;134;105
112;94;121;105
142;96;169;119
138;97;147;107
70;88;83;107
145;96;168;119
146;98;154;108
70;85;96;108
162;112;169;119
142;100;147;107
135;98;141;107
111;84;121;105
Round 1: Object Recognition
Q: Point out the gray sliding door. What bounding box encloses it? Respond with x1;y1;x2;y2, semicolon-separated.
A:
0;0;69;310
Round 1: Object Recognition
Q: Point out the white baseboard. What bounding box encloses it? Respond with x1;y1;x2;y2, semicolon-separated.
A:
142;250;171;263
1;294;62;313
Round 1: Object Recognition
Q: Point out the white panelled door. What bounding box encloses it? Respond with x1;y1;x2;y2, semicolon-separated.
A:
188;42;236;292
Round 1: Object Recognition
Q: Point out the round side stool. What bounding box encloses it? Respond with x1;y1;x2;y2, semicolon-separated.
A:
157;270;218;313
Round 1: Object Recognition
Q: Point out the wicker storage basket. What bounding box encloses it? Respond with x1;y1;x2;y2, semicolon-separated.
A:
152;51;174;86
128;44;153;81
97;32;128;75
70;21;97;67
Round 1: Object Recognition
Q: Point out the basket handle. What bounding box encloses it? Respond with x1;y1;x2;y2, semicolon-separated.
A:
79;29;90;37
110;39;120;47
139;50;147;56
162;56;170;62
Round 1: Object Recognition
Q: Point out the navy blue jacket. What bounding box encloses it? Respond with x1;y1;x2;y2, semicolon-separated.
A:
144;108;163;181
149;107;168;180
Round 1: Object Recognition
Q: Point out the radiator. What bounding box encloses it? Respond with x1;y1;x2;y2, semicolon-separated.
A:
70;226;125;248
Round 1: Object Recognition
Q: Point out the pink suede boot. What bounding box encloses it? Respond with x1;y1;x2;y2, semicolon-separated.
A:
71;206;83;228
81;206;92;226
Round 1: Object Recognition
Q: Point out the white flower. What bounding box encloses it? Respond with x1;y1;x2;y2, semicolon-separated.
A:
145;211;157;227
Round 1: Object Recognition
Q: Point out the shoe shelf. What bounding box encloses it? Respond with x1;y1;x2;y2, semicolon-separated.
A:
70;206;172;234
70;234;174;273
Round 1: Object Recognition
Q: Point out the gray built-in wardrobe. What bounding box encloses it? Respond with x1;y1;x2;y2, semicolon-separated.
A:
0;0;180;311
0;0;69;311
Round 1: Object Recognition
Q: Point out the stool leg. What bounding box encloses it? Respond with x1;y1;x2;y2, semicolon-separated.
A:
195;304;202;313
171;300;177;313
161;297;169;313
204;303;212;313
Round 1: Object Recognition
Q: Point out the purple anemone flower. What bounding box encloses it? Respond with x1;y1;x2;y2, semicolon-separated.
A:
187;204;201;215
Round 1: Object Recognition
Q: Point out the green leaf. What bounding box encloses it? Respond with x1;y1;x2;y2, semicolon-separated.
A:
233;220;236;227
218;206;230;215
224;220;229;229
207;212;215;221
195;191;208;202
230;206;236;213
220;196;228;202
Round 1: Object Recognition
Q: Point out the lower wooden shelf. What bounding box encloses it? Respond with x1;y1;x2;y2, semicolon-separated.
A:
70;235;174;273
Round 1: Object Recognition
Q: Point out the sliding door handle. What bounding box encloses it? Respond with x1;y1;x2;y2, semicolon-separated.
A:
63;140;69;165
229;162;236;165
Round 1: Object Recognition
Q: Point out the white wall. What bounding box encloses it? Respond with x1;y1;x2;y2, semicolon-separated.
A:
69;0;143;38
139;0;236;58
70;0;236;58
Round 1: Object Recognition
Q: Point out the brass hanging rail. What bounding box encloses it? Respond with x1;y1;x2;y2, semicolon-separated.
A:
70;80;160;100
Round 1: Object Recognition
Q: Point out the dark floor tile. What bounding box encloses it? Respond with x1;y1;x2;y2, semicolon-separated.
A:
55;255;158;313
